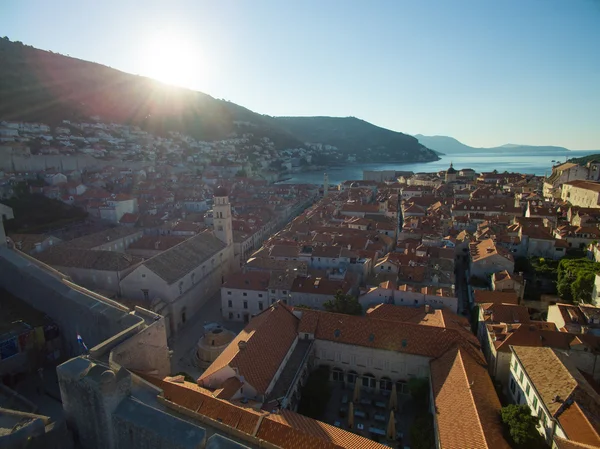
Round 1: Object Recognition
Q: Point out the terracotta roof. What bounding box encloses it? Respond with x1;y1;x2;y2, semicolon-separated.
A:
469;239;514;263
430;347;510;449
297;309;484;363
142;376;262;434
223;271;270;291
554;437;600;449
366;304;473;336
474;290;518;305
214;377;244;400
258;409;388;449
291;277;349;296
480;303;530;324
119;212;139;224
558;402;600;447
199;303;299;394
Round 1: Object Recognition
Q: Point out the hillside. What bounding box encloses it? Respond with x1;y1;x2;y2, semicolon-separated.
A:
0;38;438;163
414;134;572;155
567;153;600;166
274;117;438;162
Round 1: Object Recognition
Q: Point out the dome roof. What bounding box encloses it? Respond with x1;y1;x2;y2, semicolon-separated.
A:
447;163;457;174
214;185;228;197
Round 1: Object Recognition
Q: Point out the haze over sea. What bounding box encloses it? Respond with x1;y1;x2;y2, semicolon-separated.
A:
280;150;600;185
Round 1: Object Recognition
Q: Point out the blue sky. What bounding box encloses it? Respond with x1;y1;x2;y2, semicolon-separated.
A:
2;0;600;149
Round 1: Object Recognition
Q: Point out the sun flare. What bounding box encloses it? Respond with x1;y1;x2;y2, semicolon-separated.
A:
141;31;204;89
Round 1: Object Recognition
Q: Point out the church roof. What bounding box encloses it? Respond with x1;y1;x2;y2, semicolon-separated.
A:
142;230;226;284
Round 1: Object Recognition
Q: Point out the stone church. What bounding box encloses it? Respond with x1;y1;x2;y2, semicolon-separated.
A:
120;187;236;336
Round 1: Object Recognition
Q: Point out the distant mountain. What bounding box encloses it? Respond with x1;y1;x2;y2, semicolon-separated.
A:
0;38;438;163
414;134;572;155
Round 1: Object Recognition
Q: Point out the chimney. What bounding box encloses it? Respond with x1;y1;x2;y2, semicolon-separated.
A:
424;304;431;314
155;240;160;250
238;340;247;350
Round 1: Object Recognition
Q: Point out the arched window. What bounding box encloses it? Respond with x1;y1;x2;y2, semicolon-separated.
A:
332;368;344;382
380;377;392;391
396;380;409;395
362;373;376;389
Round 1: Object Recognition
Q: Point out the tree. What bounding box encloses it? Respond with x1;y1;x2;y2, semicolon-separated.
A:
235;169;247;177
557;258;600;304
501;404;546;448
323;290;362;315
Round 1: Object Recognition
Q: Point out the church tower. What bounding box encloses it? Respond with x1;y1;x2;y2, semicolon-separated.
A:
323;173;329;197
213;186;233;246
445;162;457;183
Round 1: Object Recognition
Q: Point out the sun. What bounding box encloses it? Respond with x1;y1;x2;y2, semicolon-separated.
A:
141;31;205;90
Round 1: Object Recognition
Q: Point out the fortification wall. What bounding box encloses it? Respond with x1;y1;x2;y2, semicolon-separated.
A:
0;153;151;172
0;247;141;357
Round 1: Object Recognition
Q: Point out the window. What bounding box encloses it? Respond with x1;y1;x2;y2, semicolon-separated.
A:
258;302;263;311
519;371;524;383
243;292;247;297
142;289;149;301
243;301;248;309
227;291;232;295
542;413;547;427
510;378;516;394
526;383;531;396
229;312;233;320
271;289;276;294
228;300;232;308
258;294;263;298
282;290;287;295
512;359;518;372
533;396;538;410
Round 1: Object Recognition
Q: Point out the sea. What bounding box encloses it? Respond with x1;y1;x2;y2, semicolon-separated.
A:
278;150;600;185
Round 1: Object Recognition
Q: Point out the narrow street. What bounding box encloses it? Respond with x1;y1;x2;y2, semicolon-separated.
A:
455;254;470;317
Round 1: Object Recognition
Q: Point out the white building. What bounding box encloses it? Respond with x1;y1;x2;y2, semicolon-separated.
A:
221;271;270;322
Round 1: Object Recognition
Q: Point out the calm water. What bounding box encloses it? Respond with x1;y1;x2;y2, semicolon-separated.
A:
279;150;600;185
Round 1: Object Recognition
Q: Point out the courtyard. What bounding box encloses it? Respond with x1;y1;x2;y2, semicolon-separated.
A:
321;378;417;448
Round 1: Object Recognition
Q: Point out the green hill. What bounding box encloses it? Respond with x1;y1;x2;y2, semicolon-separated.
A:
0;37;438;163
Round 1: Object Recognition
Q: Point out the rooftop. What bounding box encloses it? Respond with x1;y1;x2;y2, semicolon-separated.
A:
142;231;226;284
430;347;510;449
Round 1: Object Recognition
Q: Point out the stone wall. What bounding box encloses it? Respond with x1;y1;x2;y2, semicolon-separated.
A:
0;247;141;357
109;309;171;379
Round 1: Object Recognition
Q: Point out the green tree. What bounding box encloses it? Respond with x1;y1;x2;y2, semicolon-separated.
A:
501;404;546;448
557;258;600;304
323;290;362;315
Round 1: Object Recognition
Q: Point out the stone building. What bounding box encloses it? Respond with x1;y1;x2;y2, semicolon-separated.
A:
120;188;236;336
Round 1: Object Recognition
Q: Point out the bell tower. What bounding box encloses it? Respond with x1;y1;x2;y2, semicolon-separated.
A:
213;185;233;246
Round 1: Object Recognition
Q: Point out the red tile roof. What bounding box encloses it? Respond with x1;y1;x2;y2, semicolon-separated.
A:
430;347;510;449
199;303;299;394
